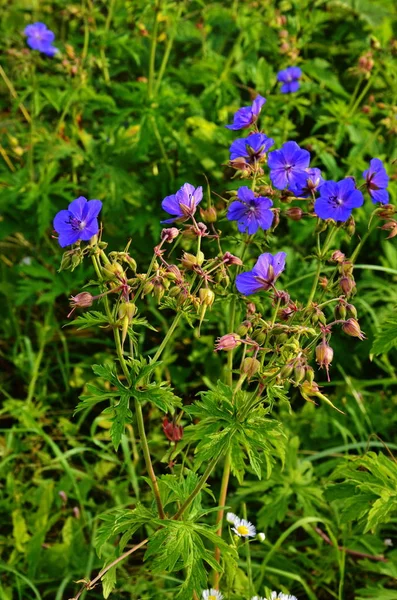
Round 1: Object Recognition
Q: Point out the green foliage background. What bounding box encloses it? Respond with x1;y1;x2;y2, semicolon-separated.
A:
0;0;397;599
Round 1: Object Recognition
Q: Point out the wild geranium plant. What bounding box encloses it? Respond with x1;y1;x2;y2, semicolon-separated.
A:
53;87;392;600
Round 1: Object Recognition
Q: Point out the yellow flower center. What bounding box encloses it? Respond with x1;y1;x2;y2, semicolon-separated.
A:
237;525;249;535
208;596;217;600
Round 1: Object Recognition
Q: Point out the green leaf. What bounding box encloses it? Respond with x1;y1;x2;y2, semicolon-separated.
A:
371;313;397;355
67;311;111;330
102;393;132;451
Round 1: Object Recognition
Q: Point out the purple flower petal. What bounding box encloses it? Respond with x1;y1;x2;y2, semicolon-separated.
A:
236;271;263;295
370;188;389;204
68;196;88;220
237;186;255;203
162;193;182;217
83;199;103;222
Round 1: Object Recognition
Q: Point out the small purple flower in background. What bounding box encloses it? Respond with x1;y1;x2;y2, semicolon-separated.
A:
268;141;310;190
290;167;324;197
236;252;286;295
227;186;273;234
277;66;302;94
229;133;274;165
314;179;364;222
53;197;102;247
161;183;203;223
363;158;389;204
225;94;266;130
24;22;58;57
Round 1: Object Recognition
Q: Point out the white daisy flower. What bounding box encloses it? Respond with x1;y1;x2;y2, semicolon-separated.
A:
270;592;298;600
226;512;238;524
232;517;256;538
202;589;223;600
251;596;266;600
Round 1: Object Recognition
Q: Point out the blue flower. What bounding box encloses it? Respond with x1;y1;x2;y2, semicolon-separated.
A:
227;187;273;234
229;133;275;164
363;158;389;204
277;66;302;94
290;168;324;197
268;141;311;190
314;179;364;222
24;22;58;56
236;252;286;295
53;197;102;247
225;95;266;130
161;183;203;223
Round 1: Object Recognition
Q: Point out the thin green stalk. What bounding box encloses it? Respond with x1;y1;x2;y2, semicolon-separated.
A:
0;64;31;123
213;452;231;587
306;224;337;308
150;115;174;181
173;454;220;519
152;311;182;363
135;399;165;519
348;75;374;117
26;318;49;404
147;2;160;100
154;1;184;95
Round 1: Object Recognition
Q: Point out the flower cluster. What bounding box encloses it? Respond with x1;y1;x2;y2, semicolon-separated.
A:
24;22;58;57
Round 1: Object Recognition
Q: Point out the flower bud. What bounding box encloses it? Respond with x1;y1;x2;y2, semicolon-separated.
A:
379;221;397;239
334;302;347;320
345;303;357;318
153;282;165;302
376;204;396;219
316;341;334;382
169;285;182;298
342;318;366;340
162;417;183;442
330;250;345;263
294;364;306;385
247;302;256;316
339;276;356;297
252;330;266;345
285;206;304;221
102;261;124;280
118;302;137;321
181;251;205;269
242;357;260;378
271;208;280;230
125;255;137;271
236;320;251;336
305;366;315;384
70;292;94;309
345;216;356;237
222;252;243;266
199;288;215;307
161;227;179;242
280;364;294;379
257;532;266;542
200;206;217;223
142;281;154;295
214;333;241;351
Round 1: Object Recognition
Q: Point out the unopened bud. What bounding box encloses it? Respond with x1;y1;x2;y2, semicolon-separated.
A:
153;282;165;302
345;303;357;318
70;292;94;309
143;281;154;295
379;221;397;239
102;261;124;280
161;227;179;242
181;251;204;269
242;357;260;378
316;341;334;381
294;364;306;385
345;216;356;237
376;204;396;219
58;490;67;505
280;364;294;378
330;250;345;263
199;288;215;307
252;330;266;345
247;302;256;316
339;276;356;297
342;318;366;340
118;302;137;321
200;206;217;223
257;532;266;542
236;320;251;336
222;252;243;266
334;302;347;320
162;417;183;442
305;366;315;384
285;206;304;221
214;333;241;351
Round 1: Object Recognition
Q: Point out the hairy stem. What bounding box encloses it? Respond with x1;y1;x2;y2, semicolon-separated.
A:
213;451;231;588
